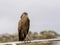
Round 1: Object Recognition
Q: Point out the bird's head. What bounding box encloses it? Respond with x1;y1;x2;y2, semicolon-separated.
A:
21;12;28;18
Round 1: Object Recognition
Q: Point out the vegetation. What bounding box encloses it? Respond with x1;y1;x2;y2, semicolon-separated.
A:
0;30;59;45
40;30;58;39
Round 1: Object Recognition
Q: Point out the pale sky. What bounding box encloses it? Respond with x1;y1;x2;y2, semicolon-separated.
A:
0;0;60;34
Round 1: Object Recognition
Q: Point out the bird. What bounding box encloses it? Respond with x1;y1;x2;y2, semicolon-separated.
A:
18;12;30;41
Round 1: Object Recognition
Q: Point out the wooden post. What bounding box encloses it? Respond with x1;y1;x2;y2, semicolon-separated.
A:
12;43;16;45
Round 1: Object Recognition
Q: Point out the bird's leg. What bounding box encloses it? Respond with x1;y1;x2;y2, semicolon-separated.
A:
19;30;24;41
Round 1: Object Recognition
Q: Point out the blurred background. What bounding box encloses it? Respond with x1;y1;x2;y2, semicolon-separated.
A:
0;0;60;45
0;0;60;34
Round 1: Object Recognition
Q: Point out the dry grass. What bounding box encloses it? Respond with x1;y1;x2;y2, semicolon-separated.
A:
0;30;59;45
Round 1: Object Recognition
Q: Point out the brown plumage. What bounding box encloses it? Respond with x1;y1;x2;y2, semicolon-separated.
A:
18;12;30;41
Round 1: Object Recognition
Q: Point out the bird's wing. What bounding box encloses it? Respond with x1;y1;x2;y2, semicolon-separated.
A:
18;19;22;32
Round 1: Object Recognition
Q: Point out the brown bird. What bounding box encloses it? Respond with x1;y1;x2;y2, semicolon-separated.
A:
18;12;30;41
